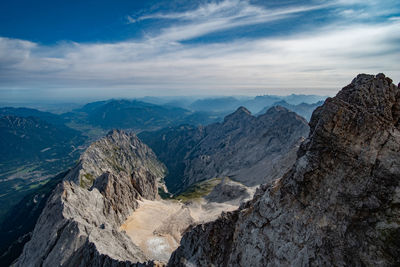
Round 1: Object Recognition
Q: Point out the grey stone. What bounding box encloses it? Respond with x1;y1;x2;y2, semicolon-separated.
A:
168;74;400;267
15;130;166;267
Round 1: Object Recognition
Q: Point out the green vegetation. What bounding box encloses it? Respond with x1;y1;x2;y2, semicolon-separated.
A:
65;121;106;140
0;170;68;266
12;184;22;191
0;163;39;177
158;187;173;199
12;179;49;192
80;173;95;188
28;179;49;189
106;157;125;173
173;177;222;202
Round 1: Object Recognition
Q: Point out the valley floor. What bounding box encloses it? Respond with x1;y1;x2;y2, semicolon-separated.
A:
120;195;252;263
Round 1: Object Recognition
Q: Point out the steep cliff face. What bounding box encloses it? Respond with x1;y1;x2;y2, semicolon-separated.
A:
169;74;400;266
66;129;165;190
182;106;308;188
140;106;309;192
16;130;166;267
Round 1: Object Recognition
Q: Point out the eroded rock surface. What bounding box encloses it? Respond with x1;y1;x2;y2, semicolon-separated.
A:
205;177;251;205
16;130;166;267
65;129;165;189
169;74;400;266
140;106;309;192
119;175;255;264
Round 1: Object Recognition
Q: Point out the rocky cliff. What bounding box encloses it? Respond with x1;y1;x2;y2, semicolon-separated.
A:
65;129;165;190
140;106;309;192
16;130;166;267
169;73;400;266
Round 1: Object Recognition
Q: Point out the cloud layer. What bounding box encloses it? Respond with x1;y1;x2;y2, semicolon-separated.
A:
0;0;399;101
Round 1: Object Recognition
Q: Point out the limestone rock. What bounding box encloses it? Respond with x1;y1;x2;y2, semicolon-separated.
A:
140;106;309;192
182;106;309;188
16;130;166;267
205;177;250;205
66;129;165;189
169;74;400;266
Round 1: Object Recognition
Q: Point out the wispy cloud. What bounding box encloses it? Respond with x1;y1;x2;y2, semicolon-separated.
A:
0;0;399;101
128;0;333;42
126;15;137;24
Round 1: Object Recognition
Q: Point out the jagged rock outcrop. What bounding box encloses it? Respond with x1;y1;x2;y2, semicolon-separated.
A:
66;129;165;189
140;106;309;192
16;130;166;267
182;106;308;188
169;74;400;266
205;177;250;205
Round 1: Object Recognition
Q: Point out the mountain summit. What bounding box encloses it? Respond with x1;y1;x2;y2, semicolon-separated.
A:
16;130;166;266
223;106;252;122
169;73;400;266
140;105;309;192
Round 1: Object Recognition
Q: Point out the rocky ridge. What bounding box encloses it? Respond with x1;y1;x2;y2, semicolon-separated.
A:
169;74;400;266
65;129;165;190
140;106;309;192
16;130;166;266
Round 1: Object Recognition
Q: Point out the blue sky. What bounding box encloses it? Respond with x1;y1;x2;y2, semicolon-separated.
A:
0;0;399;101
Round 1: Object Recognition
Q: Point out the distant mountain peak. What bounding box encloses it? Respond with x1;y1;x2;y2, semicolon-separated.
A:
265;105;290;114
235;106;251;114
223;106;252;122
259;105;307;125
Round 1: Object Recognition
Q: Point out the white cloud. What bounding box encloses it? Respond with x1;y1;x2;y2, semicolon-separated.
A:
126;15;137;24
131;0;333;42
0;0;399;100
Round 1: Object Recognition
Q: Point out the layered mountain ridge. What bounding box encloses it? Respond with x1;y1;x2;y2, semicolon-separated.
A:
257;100;324;121
0;115;85;163
169;73;400;266
11;73;398;267
13;105;311;266
140;105;309;193
0;115;86;228
16;130;167;266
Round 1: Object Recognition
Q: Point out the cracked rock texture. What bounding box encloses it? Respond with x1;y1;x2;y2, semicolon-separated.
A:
205;177;251;205
16;130;166;267
140;106;309;192
169;74;400;267
65;129;165;189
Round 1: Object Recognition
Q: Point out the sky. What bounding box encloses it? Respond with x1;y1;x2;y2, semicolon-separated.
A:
0;0;399;102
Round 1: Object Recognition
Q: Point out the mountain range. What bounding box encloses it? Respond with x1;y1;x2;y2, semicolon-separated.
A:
0;115;86;224
0;90;350;266
7;73;399;266
6;100;311;266
257;100;324;121
0;95;322;220
63;99;218;132
139;106;309;193
169;73;400;266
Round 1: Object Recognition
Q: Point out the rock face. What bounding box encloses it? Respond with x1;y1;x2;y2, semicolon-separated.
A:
140;106;309;192
65;129;165;190
205;177;251;205
169;74;400;266
16;130;166;267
